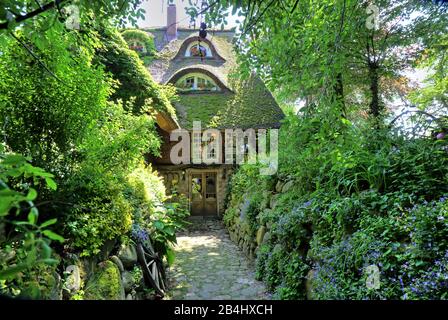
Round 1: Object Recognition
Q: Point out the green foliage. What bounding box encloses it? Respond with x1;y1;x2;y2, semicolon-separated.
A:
84;261;122;300
0;12;186;298
0;25;111;176
121;29;156;61
309;197;448;300
0;149;63;298
0;0;189;300
126;166;189;260
0;0;146;36
61;100;163;256
96;28;176;117
410;34;448;115
201;0;447;119
226;107;448;299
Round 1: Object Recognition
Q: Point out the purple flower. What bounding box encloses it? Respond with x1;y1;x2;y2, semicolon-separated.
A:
131;224;150;243
436;132;446;140
303;200;312;208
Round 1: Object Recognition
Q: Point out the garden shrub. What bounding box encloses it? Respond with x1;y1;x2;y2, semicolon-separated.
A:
0;150;62;298
0;23;187;287
226;109;448;300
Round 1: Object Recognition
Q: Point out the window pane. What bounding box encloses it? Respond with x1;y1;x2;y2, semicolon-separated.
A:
185;77;194;87
190;44;206;57
205;174;216;199
192;176;202;200
175;74;220;92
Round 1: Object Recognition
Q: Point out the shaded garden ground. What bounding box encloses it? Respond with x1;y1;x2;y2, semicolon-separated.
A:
166;219;270;300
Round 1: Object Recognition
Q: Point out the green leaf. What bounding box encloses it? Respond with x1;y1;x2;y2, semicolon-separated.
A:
42;230;65;243
153;220;164;230
415;260;425;267
0;197;18;216
165;247;176;266
38;258;59;265
41;242;52;259
45;177;57;190
40;218;58;228
26;188;37;201
1;154;28;165
0;264;29;280
28;207;39;224
165;226;175;236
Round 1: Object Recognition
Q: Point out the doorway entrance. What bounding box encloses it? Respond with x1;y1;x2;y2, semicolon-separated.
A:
190;172;217;216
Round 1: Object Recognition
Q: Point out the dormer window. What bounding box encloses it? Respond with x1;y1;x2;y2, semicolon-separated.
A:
175;73;220;92
129;40;146;53
185;42;212;58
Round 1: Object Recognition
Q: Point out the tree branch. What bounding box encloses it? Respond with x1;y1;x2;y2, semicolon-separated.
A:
9;31;62;82
290;0;300;13
242;0;277;36
0;0;68;30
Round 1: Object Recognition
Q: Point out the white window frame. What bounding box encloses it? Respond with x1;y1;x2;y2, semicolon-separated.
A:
175;73;220;92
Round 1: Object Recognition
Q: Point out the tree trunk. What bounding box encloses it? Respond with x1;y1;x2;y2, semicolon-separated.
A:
334;72;346;117
368;62;381;118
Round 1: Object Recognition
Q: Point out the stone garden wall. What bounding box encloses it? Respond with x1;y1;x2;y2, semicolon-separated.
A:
223;175;317;299
225;177;295;261
60;241;152;300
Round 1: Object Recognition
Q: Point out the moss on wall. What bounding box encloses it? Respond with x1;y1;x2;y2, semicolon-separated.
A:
84;261;124;300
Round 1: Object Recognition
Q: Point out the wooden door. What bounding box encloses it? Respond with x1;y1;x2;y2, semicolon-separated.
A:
190;172;217;216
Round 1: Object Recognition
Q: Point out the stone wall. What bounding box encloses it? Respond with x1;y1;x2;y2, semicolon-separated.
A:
60;241;155;300
225;177;295;260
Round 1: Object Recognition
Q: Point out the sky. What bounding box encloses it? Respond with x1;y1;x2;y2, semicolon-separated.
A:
136;0;240;29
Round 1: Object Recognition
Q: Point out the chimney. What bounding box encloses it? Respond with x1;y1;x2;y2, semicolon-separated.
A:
166;4;177;41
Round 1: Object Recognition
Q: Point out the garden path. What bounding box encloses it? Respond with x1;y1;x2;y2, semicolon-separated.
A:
166;219;270;300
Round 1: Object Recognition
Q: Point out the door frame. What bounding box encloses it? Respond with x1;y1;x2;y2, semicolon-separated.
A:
186;168;219;216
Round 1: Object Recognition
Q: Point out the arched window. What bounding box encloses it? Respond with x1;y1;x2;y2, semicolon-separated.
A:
175;73;220;92
185;42;212;58
129;40;146;53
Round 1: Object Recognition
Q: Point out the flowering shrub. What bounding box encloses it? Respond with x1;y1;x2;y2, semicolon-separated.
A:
228;113;448;300
404;252;448;299
131;224;150;243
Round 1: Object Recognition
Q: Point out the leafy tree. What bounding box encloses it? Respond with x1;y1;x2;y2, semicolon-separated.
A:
0;0;145;33
0;24;111;178
194;0;447;122
410;33;448;115
0;149;64;298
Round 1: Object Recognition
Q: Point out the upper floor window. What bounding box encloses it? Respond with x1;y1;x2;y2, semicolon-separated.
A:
185;42;212;58
175;73;220;92
129;40;147;53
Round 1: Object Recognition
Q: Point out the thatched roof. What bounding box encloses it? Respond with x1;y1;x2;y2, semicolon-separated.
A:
145;28;284;130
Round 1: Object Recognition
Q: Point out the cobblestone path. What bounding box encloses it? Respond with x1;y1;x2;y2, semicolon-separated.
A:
166;219;270;300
